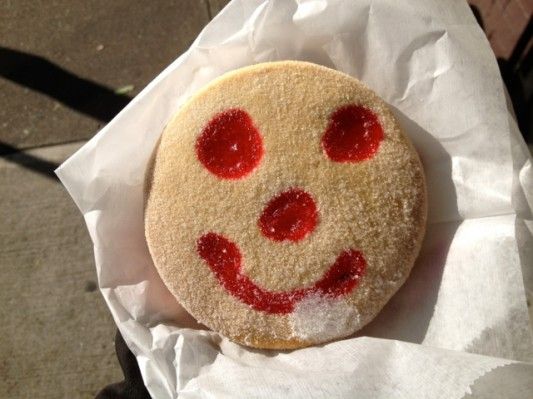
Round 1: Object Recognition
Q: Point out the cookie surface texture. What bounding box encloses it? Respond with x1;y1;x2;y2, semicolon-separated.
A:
144;61;427;349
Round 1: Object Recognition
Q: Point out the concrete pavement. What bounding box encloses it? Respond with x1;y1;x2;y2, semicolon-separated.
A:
0;142;121;398
0;1;228;397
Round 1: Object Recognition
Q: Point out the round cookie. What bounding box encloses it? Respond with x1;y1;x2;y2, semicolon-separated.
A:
144;61;427;349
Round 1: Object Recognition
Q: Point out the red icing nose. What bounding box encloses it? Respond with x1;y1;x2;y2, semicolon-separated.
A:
259;188;318;242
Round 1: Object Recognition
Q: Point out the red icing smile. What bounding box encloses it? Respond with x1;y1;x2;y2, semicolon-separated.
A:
197;233;366;314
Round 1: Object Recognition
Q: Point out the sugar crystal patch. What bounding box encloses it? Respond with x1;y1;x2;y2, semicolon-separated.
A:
289;294;361;341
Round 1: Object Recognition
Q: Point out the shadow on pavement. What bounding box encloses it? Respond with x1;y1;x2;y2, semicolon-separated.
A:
0;47;131;124
0;46;133;179
0;142;60;180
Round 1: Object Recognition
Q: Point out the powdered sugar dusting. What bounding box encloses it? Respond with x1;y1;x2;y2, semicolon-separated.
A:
289;294;361;341
145;61;427;348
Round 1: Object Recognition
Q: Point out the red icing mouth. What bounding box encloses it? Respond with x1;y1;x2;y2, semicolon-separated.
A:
197;232;366;314
196;109;264;179
259;188;318;242
321;105;384;162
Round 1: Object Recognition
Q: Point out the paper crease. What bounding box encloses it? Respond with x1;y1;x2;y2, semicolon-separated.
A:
56;0;533;398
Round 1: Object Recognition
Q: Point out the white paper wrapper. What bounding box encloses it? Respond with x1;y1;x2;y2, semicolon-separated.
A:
56;0;533;397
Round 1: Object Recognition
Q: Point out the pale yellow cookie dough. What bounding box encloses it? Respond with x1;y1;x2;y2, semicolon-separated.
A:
144;61;427;349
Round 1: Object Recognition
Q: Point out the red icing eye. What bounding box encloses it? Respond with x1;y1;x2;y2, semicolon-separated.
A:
259;188;318;242
196;109;264;179
321;105;384;162
197;233;366;314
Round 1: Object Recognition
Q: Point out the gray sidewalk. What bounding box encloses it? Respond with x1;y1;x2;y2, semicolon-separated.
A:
0;142;120;398
0;1;227;397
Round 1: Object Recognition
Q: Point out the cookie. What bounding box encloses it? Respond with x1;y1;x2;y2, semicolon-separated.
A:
144;61;427;349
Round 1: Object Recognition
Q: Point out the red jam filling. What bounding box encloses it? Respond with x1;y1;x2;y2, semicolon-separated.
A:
258;188;318;242
197;233;366;314
196;109;264;179
321;105;384;162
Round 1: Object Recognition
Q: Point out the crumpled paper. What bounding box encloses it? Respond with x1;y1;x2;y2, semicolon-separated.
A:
56;0;533;397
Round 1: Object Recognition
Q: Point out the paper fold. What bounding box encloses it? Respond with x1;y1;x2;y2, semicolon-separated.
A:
57;0;533;397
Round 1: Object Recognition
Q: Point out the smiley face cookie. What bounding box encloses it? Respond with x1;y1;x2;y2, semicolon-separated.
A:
144;61;427;349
